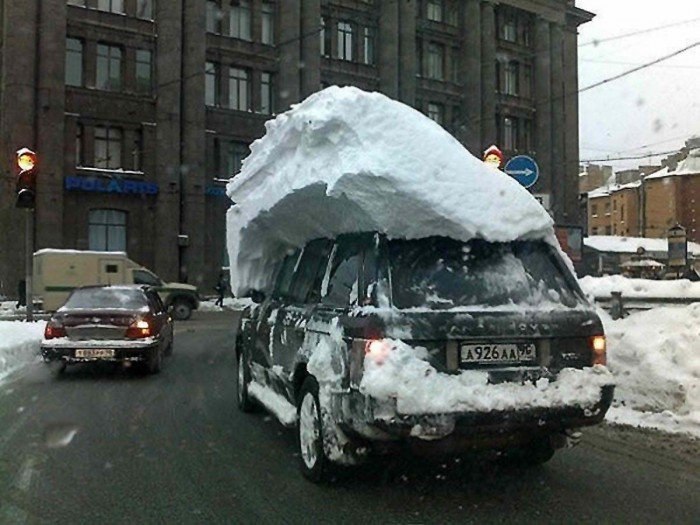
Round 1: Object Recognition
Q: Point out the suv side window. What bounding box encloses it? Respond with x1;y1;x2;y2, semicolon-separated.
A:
288;239;333;304
322;238;363;308
274;248;302;300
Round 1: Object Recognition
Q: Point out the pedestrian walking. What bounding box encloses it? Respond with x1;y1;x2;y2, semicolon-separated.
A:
214;272;226;307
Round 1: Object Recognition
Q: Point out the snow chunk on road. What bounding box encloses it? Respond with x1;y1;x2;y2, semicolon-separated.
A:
226;86;553;296
602;305;700;437
359;339;613;415
0;321;46;383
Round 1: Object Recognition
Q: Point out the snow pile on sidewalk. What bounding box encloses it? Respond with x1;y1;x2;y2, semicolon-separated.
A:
360;339;614;416
226;86;554;296
602;305;700;437
579;275;700;300
198;297;257;312
0;321;46;383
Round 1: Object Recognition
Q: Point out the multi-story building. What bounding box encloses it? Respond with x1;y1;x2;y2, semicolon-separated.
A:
0;0;593;298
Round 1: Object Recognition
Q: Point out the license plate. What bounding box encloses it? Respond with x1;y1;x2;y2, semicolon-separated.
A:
75;349;115;358
460;343;536;364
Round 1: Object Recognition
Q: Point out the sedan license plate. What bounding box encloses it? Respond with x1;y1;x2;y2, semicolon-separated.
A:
75;349;115;359
460;343;536;365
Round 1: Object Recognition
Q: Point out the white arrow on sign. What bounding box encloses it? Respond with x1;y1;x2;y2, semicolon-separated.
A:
507;168;534;177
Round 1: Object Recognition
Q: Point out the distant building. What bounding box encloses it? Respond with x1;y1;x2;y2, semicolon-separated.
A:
0;0;594;298
579;164;613;194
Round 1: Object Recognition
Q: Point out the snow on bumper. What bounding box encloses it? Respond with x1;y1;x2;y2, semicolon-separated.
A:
41;337;158;363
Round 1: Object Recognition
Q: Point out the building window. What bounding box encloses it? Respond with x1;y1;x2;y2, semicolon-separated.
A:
591;203;598;217
501;12;517;42
321;17;330;57
427;103;444;125
522;119;532;151
225;141;249;177
262;2;275;45
228;67;250;111
450;47;459;83
605;202;611;215
427;43;444;80
68;0;86;6
446;1;459;26
504;61;519;95
605;225;612;235
205;61;219;106
207;1;222;33
89;209;127;252
337;21;353;61
621;204;625;220
229;0;252;41
132;129;143;171
260;72;273;114
522;64;532;98
75;124;84;166
363;27;375;65
591;226;598;235
416;38;423;76
135;49;152;94
96;44;122;91
94;126;122;169
136;0;153;19
503;116;517;150
65;38;83;87
97;0;125;14
426;0;443;22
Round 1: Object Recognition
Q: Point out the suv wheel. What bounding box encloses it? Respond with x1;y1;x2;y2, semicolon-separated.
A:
297;376;336;483
146;346;162;374
171;299;192;321
236;349;256;412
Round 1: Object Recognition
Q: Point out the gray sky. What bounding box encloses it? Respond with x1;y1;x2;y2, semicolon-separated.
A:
576;0;700;170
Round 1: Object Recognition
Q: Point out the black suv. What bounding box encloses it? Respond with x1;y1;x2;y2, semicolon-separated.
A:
235;233;614;482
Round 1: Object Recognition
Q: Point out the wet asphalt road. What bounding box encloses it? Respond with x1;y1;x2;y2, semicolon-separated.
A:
0;311;698;524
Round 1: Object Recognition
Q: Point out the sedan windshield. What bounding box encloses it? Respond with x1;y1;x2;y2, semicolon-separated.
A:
61;288;149;310
388;238;584;310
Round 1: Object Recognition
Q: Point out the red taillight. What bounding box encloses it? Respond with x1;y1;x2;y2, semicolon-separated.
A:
365;339;392;364
126;319;152;339
44;321;67;339
590;335;607;366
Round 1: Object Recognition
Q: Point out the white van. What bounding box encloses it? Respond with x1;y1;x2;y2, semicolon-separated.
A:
33;249;199;320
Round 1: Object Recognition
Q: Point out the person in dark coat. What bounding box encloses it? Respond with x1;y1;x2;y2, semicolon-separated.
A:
214;272;226;307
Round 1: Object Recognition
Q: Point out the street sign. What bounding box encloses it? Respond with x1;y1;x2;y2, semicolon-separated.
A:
667;224;687;268
504;155;539;188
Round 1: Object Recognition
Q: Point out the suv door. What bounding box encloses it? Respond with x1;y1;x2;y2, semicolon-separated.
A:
272;239;334;386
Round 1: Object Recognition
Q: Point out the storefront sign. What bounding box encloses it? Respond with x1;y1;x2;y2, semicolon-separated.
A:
65;176;159;195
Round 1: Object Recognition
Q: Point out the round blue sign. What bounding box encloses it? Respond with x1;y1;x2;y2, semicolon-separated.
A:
504;155;539;189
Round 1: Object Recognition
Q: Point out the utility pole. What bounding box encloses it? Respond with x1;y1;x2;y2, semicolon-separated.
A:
25;209;34;321
15;148;38;322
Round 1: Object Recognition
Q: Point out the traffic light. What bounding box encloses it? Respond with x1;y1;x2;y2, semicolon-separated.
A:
15;148;37;209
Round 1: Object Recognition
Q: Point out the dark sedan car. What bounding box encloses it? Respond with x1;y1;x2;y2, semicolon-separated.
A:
41;285;173;374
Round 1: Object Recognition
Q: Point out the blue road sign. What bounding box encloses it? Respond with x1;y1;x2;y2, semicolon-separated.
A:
504;155;539;189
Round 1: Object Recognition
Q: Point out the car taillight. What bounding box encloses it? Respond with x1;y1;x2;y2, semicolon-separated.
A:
44;321;67;339
126;319;152;339
589;335;606;366
364;339;392;364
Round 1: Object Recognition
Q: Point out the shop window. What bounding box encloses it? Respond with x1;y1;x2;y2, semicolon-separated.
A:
337;21;353;61
230;0;252;41
262;2;275;45
135;49;152;94
89;209;127;252
228;67;250;111
65;38;83;87
96;43;122;91
95;126;123;169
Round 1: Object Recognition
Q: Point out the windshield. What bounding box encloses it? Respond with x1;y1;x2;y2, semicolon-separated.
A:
388;238;584;310
61;288;149;310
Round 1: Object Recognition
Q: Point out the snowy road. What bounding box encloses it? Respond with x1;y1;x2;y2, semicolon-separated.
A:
0;311;698;524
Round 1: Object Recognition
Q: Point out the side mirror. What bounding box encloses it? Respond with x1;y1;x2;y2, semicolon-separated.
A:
249;290;266;304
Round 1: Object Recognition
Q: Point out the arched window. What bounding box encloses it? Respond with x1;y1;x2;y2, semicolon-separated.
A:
89;209;127;251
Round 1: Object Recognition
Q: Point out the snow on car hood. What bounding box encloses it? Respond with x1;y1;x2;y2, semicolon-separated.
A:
226;86;554;296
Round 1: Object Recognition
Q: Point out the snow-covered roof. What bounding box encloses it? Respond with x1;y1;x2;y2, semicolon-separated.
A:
646;149;700;180
645;166;671;180
226;86;555;295
584;235;700;256
588;180;641;198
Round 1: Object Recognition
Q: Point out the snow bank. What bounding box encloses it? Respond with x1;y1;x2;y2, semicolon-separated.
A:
226;86;554;296
0;321;46;383
602;305;700;437
359;339;613;416
580;275;700;299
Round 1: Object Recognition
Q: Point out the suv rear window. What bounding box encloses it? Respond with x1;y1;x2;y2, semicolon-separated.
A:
62;288;149;310
388;237;584;309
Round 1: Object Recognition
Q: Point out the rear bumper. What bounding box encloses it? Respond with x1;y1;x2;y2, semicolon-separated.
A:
41;339;158;363
334;385;615;450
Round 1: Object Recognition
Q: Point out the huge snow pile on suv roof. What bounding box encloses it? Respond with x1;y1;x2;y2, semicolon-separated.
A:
226;86;553;295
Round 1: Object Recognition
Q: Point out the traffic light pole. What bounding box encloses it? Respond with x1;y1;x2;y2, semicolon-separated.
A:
25;208;34;322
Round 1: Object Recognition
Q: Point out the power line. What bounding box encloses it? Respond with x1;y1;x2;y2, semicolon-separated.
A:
580;58;700;70
579;16;700;47
581;149;678;163
579;40;700;92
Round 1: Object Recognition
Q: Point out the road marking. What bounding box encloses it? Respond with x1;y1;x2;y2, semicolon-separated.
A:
0;412;28;455
14;456;37;493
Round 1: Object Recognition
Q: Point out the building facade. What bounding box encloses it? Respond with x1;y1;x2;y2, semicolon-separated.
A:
1;0;592;298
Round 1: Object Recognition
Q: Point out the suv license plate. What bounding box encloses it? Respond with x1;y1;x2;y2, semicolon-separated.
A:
75;349;115;358
460;343;536;364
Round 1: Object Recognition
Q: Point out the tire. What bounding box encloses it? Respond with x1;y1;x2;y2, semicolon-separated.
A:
236;348;256;412
297;376;336;483
502;437;556;467
146;346;162;374
171;299;193;321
